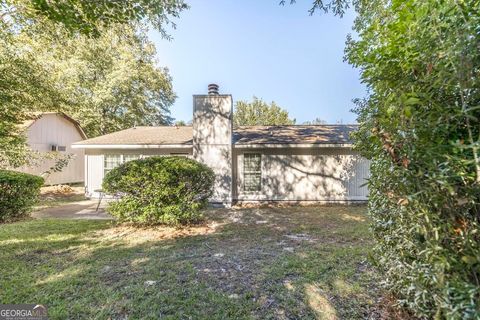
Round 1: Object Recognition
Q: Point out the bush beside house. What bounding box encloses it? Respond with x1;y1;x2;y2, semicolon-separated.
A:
0;170;44;222
349;1;480;318
102;156;215;226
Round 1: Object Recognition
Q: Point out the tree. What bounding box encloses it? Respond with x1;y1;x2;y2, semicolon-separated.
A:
0;30;75;170
19;23;176;137
1;0;187;36
302;117;326;125
233;96;295;126
0;24;57;168
301;0;480;317
347;1;480;317
0;0;185;166
286;0;480;317
174;120;187;126
280;0;354;17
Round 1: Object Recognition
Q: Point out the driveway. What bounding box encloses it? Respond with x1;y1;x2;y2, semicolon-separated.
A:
32;199;113;220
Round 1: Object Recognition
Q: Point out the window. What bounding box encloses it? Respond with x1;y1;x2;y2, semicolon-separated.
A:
104;154;141;176
244;153;262;192
104;155;122;176
123;154;140;162
51;145;66;152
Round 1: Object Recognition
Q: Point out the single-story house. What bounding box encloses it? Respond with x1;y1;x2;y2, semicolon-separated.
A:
19;112;86;185
72;85;369;205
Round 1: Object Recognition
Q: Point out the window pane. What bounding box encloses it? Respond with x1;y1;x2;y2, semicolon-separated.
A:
244;153;261;191
104;154;122;176
244;173;261;191
245;153;261;172
124;154;140;162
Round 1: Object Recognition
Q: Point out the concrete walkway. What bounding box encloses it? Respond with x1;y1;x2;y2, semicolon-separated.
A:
32;200;113;220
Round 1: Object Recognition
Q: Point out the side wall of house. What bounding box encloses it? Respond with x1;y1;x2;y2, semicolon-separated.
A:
233;147;370;202
84;148;193;198
22;114;85;185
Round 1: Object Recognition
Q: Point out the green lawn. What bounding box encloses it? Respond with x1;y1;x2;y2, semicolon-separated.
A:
0;206;383;319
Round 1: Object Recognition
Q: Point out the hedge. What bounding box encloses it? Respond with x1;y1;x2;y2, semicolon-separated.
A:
102;156;215;226
0;170;44;222
349;0;480;317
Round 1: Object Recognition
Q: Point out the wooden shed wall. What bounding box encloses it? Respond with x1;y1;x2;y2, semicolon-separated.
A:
21;114;85;185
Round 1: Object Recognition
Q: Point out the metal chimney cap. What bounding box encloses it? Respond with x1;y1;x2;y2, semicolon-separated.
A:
208;83;219;95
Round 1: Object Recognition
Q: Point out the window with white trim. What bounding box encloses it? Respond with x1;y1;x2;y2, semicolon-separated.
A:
104;154;141;176
104;154;122;176
244;153;262;192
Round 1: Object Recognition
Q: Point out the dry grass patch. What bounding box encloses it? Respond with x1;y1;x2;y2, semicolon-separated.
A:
36;185;86;210
90;221;221;245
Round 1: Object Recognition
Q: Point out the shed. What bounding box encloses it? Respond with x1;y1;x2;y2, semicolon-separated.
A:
19;112;86;185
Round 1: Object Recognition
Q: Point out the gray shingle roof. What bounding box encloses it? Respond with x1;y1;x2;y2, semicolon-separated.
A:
233;125;357;145
73;126;193;145
74;125;356;146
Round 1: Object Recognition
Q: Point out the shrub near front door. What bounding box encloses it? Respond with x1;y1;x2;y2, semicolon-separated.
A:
102;156;215;226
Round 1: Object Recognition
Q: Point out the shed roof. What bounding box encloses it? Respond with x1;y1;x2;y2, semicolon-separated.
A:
22;112;87;139
73;125;356;148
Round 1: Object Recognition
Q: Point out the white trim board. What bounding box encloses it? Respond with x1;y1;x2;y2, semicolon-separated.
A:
72;144;193;149
73;143;352;149
234;143;353;149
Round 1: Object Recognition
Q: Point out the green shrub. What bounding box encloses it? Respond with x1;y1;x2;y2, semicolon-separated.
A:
0;170;44;222
102;156;215;226
349;0;480;318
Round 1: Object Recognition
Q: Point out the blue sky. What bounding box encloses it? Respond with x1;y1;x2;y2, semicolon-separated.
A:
149;0;365;124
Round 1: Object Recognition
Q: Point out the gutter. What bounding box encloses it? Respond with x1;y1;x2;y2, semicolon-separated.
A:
73;143;353;149
233;143;353;149
72;144;193;149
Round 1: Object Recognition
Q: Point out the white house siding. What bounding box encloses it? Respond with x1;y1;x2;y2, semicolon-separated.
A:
233;147;369;202
85;154;103;198
21;113;85;185
84;148;193;198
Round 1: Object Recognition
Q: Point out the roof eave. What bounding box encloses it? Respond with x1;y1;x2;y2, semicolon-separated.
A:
72;144;193;149
233;143;353;148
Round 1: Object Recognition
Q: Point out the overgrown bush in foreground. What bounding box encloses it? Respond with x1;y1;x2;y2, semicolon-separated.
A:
0;170;44;222
349;0;480;318
102;156;215;226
